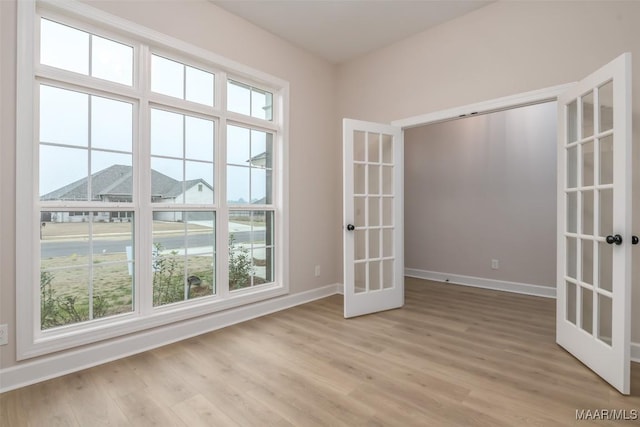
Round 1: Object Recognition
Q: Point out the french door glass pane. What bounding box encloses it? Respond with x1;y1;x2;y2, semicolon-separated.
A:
598;242;613;292
369;229;380;258
354;262;366;294
581;286;594;334
354;164;366;194
582;141;594;187
566;146;578;188
566;192;577;233
368;197;380;226
367;132;379;163
368;165;380;195
599;189;613;237
567;100;578;143
354;197;365;228
354;131;366;162
566;281;577;325
382;166;393;195
369;261;381;291
382;229;393;258
382;259;394;289
581;239;593;285
381;134;393;163
598;81;614;132
582;190;593;235
598;294;613;346
382;197;393;226
582;91;594;138
355;229;366;261
599;135;613;185
566;237;577;279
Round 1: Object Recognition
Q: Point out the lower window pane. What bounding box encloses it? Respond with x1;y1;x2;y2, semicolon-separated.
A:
229;210;275;290
153;211;216;307
40;211;134;329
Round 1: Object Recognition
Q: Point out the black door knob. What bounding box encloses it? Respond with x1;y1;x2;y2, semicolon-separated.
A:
346;224;355;231
633;235;639;245
606;234;623;245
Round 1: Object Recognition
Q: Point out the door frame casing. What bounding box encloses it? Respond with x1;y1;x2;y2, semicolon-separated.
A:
391;83;575;130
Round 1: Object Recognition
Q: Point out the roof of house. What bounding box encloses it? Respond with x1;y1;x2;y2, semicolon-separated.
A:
41;164;212;201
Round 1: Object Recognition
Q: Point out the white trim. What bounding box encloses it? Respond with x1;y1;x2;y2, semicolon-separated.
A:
632;342;640;364
0;283;340;393
391;83;575;129
405;268;556;299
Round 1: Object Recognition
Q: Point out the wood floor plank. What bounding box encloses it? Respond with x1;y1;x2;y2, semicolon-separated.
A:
1;278;639;426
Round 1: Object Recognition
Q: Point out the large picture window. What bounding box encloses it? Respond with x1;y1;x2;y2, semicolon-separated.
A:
17;0;288;359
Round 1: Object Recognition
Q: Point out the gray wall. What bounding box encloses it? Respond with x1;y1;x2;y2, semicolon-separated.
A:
404;102;557;286
338;0;640;343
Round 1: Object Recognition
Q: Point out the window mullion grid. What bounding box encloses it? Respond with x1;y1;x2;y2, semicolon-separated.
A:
25;4;287;359
87;93;94;321
137;44;153;316
217;116;230;299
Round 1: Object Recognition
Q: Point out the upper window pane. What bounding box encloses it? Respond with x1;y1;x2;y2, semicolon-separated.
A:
40;18;89;75
226;125;273;204
151;54;214;107
150;108;215;204
91;35;133;86
227;80;273;121
91;96;133;152
186;66;214;106
151;55;184;99
40;85;88;147
40;19;133;86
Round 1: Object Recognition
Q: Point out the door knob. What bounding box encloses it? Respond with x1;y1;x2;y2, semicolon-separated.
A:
633;235;639;245
346;224;355;231
606;234;623;245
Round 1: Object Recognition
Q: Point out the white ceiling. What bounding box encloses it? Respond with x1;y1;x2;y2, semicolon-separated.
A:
212;0;493;64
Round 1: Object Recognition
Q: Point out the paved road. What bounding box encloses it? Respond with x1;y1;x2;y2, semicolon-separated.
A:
41;230;265;258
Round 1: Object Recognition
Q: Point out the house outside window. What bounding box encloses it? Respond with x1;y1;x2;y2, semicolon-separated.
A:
16;0;289;359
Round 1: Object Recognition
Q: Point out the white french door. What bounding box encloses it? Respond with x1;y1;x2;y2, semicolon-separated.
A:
343;119;403;318
556;53;633;394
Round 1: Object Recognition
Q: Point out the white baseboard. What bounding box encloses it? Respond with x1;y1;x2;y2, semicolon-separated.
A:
405;268;556;299
632;342;640;363
0;283;340;394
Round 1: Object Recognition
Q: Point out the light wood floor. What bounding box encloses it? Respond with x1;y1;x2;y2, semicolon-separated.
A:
1;278;639;426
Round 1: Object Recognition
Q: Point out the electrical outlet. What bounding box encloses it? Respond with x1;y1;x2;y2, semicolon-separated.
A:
491;259;499;270
0;324;8;346
314;265;321;277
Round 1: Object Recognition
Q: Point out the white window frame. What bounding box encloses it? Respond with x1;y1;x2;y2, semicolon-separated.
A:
16;0;289;359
